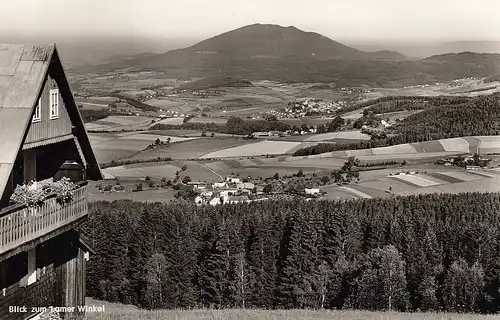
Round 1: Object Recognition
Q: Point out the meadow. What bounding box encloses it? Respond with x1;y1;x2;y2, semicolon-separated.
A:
84;298;500;320
88;131;200;163
89;130;500;204
85;115;154;131
199;141;306;159
87;183;177;203
129;137;255;160
304;131;371;141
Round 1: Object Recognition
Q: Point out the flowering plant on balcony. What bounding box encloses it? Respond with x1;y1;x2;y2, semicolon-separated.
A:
10;177;77;207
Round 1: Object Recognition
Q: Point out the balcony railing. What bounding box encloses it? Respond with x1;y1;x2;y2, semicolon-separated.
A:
0;182;88;255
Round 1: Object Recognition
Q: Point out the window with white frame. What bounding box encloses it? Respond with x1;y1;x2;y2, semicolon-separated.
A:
32;98;41;123
49;89;59;119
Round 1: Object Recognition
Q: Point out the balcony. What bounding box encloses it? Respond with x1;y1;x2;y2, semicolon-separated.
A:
0;182;88;256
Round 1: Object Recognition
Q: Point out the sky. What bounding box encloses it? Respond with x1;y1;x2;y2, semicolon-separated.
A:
0;0;499;42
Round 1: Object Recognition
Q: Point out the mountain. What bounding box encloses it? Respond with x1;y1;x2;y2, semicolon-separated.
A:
182;24;405;60
74;24;406;72
71;24;500;87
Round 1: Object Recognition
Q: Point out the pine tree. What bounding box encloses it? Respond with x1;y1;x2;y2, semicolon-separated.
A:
198;214;231;308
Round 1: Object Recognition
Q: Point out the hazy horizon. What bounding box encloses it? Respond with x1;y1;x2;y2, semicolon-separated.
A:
1;0;499;43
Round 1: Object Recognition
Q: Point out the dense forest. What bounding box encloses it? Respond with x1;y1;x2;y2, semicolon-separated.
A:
79;109;111;123
295;93;500;156
82;192;500;313
339;95;473;115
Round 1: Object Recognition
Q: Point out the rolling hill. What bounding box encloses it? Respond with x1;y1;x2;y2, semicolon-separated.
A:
73;24;500;87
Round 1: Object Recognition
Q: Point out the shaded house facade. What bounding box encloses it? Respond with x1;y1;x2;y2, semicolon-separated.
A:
0;44;102;319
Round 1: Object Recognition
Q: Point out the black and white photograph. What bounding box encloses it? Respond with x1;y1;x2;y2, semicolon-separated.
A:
0;0;500;319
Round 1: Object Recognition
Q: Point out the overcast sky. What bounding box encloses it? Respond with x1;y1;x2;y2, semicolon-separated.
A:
1;0;499;42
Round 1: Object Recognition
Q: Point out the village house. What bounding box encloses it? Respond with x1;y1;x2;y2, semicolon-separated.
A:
225;195;250;204
252;131;270;138
466;165;481;170
0;44;103;319
220;189;239;198
226;177;241;184
236;182;255;191
209;197;222;206
305;188;321;195
187;181;206;190
212;181;227;189
194;195;204;206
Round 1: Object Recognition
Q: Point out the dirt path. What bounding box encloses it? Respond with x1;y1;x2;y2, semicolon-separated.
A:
198;163;224;181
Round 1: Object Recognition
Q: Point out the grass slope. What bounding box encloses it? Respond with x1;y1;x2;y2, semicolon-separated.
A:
84;298;500;320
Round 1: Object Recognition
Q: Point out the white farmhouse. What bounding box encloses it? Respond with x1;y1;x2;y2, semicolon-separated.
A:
194;196;205;206
209;197;222;206
236;182;255;190
212;182;227;189
226;177;241;184
305;188;320;195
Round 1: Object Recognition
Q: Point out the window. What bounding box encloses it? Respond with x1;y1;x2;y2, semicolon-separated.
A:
32;98;41;123
49;89;59;119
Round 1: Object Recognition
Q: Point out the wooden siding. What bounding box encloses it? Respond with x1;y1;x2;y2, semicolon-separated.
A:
0;230;86;320
24;74;73;145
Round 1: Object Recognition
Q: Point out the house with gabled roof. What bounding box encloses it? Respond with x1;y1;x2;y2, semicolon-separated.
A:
0;44;102;319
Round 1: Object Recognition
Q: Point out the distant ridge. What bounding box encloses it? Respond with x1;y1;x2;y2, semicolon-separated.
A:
73;24;500;87
78;23;407;72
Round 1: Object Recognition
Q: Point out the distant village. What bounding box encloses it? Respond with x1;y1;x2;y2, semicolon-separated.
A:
271;99;349;118
191;175;323;206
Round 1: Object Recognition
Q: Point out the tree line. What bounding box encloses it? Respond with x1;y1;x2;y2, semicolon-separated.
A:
150;116;292;136
294;93;500;156
81;192;500;313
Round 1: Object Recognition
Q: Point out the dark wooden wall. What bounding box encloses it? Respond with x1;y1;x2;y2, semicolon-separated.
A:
0;230;86;320
24;72;73;145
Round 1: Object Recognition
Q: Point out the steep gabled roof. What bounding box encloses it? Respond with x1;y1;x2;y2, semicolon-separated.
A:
0;44;102;198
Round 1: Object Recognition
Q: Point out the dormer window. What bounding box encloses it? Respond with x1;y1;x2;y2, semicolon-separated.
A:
49;89;59;120
32;98;41;123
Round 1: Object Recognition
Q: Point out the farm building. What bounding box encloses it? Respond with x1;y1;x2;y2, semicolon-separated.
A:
305;188;320;195
220;189;239;198
236;182;255;190
187;181;206;190
226;177;241;184
225;195;250;204
466;165;481;170
212;182;227;189
0;44;103;319
194;196;205;206
252;132;270;137
209;197;222;206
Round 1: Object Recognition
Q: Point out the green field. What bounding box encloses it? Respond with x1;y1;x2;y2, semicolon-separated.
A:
84;298;500;320
88;183;177;203
129;138;255;160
